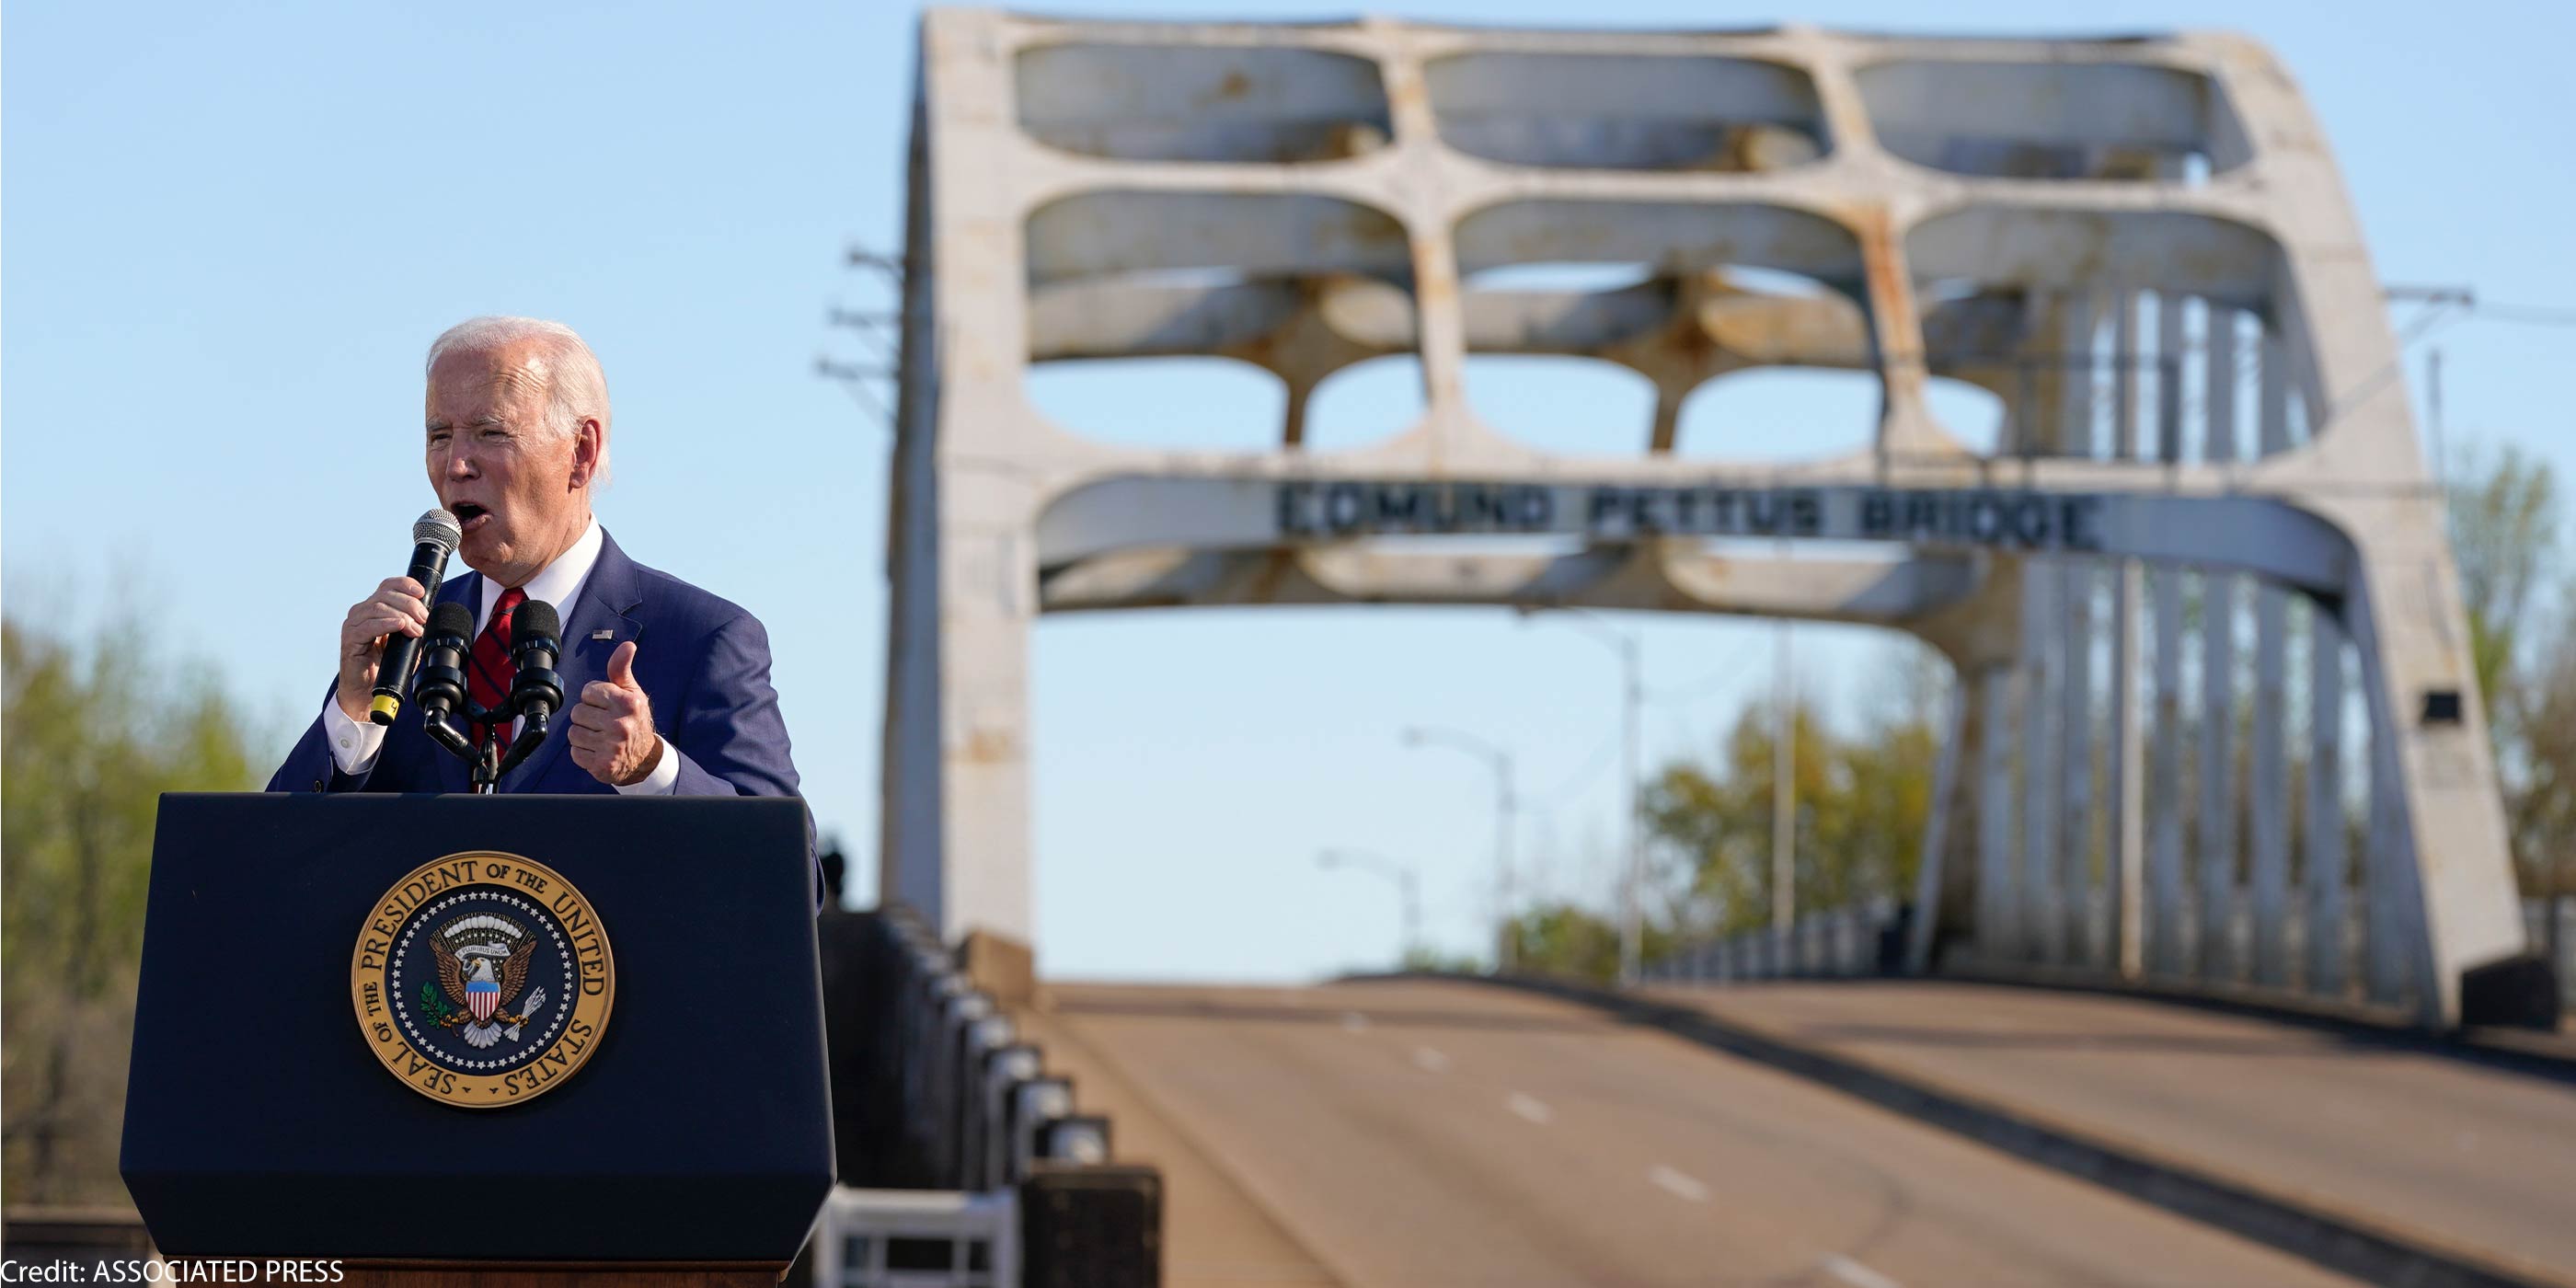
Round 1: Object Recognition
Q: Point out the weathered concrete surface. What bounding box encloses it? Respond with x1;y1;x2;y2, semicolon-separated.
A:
1038;977;2363;1287
1639;979;2576;1284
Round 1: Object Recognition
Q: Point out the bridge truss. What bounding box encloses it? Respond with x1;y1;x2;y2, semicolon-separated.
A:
884;11;2531;1025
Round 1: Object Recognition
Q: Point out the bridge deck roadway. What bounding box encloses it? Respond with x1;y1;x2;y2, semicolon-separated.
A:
1029;978;2364;1288
1638;979;2576;1282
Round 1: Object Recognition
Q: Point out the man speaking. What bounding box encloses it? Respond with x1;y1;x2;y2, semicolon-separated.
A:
269;316;802;809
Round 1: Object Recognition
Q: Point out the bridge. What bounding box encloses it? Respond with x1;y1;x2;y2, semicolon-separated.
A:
811;13;2571;1288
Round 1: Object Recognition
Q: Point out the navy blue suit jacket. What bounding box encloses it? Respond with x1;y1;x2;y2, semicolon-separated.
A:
270;531;804;813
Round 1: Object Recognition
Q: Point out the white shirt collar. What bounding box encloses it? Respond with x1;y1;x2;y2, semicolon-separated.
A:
478;518;604;632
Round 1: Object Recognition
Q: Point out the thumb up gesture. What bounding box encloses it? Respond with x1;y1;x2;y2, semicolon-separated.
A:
570;640;663;787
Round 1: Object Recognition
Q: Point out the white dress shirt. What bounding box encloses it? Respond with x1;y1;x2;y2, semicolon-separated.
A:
325;518;678;793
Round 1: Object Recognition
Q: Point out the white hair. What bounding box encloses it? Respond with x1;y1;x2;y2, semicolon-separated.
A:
425;316;614;485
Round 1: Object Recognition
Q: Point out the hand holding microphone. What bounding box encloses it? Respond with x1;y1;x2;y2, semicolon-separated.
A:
337;509;460;724
334;507;652;788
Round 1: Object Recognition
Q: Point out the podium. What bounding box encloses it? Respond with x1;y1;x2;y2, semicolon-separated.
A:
121;794;835;1285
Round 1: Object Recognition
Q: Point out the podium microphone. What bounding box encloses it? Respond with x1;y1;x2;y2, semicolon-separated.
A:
412;602;477;761
368;508;463;726
500;600;566;776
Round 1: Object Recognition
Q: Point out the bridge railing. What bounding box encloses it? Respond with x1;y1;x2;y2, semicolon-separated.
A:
809;907;1156;1287
875;906;1113;1190
2523;898;2576;1004
1646;889;2573;1030
1646;899;1903;984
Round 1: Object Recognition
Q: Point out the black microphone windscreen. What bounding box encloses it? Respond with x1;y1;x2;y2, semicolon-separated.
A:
513;600;560;644
429;602;475;640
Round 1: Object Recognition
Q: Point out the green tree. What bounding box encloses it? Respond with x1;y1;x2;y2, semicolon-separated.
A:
1645;699;1833;936
2513;581;2576;908
1398;945;1484;975
2448;443;2559;724
1642;656;1943;944
1499;902;1639;983
2447;443;2570;895
3;607;259;1204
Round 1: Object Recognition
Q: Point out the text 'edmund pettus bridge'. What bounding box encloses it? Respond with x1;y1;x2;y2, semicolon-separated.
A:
1272;480;2111;551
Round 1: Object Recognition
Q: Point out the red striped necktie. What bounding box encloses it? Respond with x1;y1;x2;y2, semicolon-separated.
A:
468;587;528;754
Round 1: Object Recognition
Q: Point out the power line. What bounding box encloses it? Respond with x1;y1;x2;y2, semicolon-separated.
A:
2474;301;2576;328
1535;727;1622;805
1645;631;1772;706
1533;627;1770;806
821;244;906;430
2383;284;2576;330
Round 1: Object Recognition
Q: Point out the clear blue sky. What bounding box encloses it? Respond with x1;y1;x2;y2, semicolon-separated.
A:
6;0;2570;982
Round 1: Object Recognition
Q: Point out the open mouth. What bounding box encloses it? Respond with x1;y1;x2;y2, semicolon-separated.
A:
451;502;492;533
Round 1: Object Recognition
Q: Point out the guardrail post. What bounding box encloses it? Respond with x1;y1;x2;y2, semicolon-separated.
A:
1010;1076;1076;1184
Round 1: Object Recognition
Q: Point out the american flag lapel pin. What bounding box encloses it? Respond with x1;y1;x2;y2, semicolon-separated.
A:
592;629;615;641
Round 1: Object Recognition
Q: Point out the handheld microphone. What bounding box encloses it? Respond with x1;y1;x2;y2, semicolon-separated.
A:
502;601;567;769
368;509;463;726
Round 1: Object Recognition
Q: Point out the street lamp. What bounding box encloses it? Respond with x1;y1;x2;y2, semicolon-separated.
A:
1317;848;1422;968
1518;604;1645;986
1401;726;1517;970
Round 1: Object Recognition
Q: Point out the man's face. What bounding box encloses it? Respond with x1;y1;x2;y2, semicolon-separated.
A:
424;343;595;586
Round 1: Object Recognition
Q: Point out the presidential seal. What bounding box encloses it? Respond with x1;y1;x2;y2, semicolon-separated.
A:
350;852;614;1108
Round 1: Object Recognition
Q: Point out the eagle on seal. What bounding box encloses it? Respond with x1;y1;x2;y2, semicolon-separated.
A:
431;914;550;1050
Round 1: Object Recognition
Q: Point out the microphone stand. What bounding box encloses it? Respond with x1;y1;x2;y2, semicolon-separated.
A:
498;710;550;778
422;703;513;795
416;599;563;796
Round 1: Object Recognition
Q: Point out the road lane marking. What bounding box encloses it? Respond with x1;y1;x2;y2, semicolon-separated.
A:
1506;1093;1553;1125
1822;1254;1903;1288
1649;1166;1708;1202
1340;1012;1368;1033
1412;1045;1450;1073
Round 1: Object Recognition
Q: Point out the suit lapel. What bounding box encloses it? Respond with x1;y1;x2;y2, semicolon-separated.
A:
501;531;644;793
432;571;480;794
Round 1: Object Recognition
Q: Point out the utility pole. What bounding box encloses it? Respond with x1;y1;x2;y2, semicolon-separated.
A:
1317;849;1422;967
1519;607;1646;984
1773;622;1796;933
819;244;905;426
1620;632;1641;984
